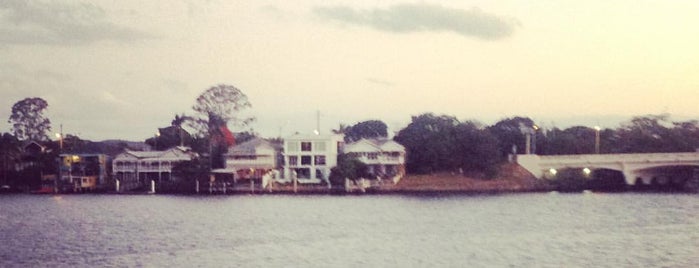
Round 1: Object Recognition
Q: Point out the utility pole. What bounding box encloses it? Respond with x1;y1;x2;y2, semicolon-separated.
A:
316;110;320;135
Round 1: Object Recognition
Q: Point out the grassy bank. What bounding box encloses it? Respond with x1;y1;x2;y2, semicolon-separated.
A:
377;163;552;193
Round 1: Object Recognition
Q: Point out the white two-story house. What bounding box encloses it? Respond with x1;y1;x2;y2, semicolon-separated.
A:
344;138;406;182
283;133;344;183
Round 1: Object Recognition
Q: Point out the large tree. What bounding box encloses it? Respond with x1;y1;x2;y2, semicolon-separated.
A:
453;121;500;177
8;97;52;141
190;84;254;169
343;120;388;142
395;113;500;176
191;84;254;138
394;113;461;174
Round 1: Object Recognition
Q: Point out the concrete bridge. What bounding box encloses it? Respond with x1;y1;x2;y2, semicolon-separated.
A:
517;152;699;187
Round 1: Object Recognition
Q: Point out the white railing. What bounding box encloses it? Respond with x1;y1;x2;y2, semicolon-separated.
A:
356;156;405;164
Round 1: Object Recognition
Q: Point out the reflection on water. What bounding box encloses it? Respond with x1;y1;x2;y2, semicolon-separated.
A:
1;193;698;267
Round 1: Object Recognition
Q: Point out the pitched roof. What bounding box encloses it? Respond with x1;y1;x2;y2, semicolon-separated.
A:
226;138;278;156
116;146;196;161
285;133;344;141
344;138;405;153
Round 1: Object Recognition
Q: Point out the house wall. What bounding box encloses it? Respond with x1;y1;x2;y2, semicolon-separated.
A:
283;134;343;182
111;148;195;191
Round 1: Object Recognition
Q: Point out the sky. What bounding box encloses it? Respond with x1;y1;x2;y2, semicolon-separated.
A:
1;0;698;141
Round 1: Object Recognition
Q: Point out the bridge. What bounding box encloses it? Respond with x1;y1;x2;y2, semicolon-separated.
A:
517;152;699;187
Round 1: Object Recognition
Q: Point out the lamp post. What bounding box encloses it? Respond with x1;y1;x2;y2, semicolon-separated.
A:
522;125;538;155
154;131;161;150
532;125;539;155
520;123;538;155
55;124;63;151
594;126;601;154
54;124;63;193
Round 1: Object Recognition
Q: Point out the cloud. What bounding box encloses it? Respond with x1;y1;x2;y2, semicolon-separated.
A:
313;3;519;40
0;0;153;46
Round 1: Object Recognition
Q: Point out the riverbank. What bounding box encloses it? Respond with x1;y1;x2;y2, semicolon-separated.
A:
221;163;551;195
376;163;552;194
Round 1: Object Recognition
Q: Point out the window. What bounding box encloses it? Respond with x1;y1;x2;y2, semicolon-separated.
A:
368;153;378;160
314;142;326;152
287;142;299;152
315;169;324;179
301;156;312;165
314;155;326;165
301;142;312;151
288;156;298;166
295;168;310;179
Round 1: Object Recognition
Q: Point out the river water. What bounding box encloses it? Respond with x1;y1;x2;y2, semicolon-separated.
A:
1;193;698;267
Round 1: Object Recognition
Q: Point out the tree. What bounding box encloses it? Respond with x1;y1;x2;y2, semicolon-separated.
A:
613;114;699;153
487;117;535;158
541;126;597;155
189;84;254;169
332;123;350;134
395;113;501;176
171;113;194;128
394;113;461;173
453;121;500;178
234;131;257;144
190;84;254;138
329;154;370;186
343;120;388;142
8;97;51;141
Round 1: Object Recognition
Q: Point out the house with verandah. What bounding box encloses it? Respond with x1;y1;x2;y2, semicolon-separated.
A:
343;138;406;184
112;146;197;191
214;138;282;182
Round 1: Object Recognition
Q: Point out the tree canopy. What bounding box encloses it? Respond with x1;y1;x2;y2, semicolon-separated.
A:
329;154;370;186
394;113;499;176
190;84;254;138
342;120;388;142
487;117;535;158
188;84;255;169
8;97;51;141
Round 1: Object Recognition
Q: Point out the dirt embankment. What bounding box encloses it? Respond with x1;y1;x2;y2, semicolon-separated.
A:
382;163;552;193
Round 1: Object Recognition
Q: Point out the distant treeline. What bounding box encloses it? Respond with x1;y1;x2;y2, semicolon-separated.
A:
393;113;699;178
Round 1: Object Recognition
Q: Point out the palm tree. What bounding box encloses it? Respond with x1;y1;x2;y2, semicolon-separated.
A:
333;123;350;134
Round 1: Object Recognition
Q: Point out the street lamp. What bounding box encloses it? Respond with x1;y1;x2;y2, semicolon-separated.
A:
55;133;63;150
520;123;538;155
532;125;539;155
154;131;161;150
593;126;601;154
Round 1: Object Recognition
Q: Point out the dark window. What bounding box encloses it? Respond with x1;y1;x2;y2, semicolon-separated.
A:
314;155;326;165
301;156;312;165
301;142;312;151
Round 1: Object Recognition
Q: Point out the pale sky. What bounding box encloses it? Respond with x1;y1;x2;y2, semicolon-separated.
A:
2;0;698;141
